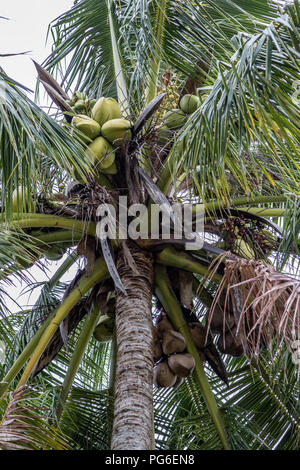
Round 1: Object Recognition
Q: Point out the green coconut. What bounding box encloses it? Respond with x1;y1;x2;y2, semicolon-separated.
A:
164;109;187;129
101;161;118;175
72;115;101;140
101;118;132;145
86;136;115;169
92;97;121;126
12;186;34;212
74;99;87;113
179;94;200;114
93;315;114;342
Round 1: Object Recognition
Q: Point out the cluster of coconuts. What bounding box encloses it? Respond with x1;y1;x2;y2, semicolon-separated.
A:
153;314;196;389
66;91;97;115
157;94;201;146
70;93;132;176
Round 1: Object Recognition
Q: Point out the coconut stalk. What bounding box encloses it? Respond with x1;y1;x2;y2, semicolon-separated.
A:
7;214;96;237
156;247;222;283
155;265;230;450
17;257;109;387
56;303;101;420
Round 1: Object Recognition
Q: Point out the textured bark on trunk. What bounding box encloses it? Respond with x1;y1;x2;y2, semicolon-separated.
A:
111;243;154;450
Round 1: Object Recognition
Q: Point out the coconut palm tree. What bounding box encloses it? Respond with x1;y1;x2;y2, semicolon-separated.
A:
0;0;299;450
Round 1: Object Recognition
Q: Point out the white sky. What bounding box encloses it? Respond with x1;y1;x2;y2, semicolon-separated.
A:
1;0;77;313
0;0;74;89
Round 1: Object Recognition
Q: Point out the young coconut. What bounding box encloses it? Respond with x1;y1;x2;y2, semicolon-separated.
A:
164;109;187;129
72;115;101;140
179;94;200;114
101;118;132;145
91;97;121;126
93;314;114;343
168;353;195;378
162;330;186;355
152;325;163;364
154;361;177;388
85;136;115;169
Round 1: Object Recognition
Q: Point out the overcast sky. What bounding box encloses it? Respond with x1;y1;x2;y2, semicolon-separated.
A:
1;1;77;313
1;0;74;89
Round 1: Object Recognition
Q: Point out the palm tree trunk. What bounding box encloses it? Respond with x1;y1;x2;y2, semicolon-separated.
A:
111;242;154;450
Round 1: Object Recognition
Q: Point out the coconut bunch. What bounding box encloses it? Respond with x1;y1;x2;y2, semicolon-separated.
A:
153;314;195;389
155;93;201;151
70;94;132;178
66;91;97;115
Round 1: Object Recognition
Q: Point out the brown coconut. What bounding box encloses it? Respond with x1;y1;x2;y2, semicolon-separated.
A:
156;314;174;338
188;322;212;349
154;361;177;388
162;330;186;355
206;306;235;334
168;353;195;378
217;328;244;357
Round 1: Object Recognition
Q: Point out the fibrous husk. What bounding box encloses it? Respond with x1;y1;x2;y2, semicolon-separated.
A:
179;94;200;114
206;304;235;334
72;115;101;140
188;322;212;349
93;314;114;342
154;361;177;387
156;314;174;338
217;327;244;357
91;97;121;126
164;109;187;129
168;353;195;378
162;330;186;355
173;376;184;389
152;325;163;363
85;136;115;168
101;118;132;145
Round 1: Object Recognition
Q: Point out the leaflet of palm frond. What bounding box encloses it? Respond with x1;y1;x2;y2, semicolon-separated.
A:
32;297;89;377
0;386;70;450
202;342;229;387
209;254;300;355
133;93;166;135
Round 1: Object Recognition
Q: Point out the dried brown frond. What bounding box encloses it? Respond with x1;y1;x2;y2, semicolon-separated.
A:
207;254;300;359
